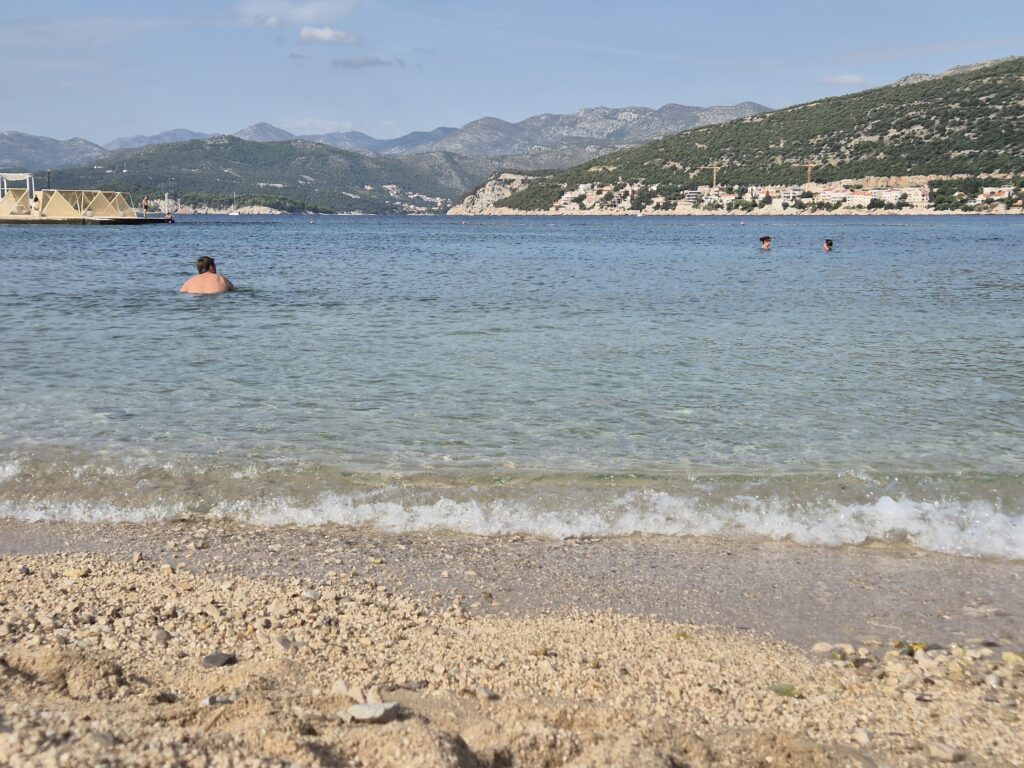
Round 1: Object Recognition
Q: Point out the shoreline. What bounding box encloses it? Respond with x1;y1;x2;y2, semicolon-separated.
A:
1;520;1022;766
3;519;1021;650
446;206;1023;217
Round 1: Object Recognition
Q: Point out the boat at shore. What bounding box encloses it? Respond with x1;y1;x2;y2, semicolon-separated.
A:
0;173;169;225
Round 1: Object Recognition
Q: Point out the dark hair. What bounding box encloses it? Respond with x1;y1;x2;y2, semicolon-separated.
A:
759;236;771;243
824;239;833;246
196;256;215;274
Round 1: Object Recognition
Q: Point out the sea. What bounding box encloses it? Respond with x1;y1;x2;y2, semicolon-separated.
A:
1;215;1022;558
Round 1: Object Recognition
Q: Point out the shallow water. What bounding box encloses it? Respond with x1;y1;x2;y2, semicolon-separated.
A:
1;215;1022;556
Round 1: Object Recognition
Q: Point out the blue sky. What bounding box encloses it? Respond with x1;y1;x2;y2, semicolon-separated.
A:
2;1;1022;143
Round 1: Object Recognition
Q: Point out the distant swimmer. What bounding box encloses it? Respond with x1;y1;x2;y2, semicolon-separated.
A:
759;235;772;251
823;239;834;252
180;256;234;294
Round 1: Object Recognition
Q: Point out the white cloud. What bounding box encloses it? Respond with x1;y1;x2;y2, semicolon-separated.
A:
331;55;403;69
820;74;866;86
299;26;361;44
235;0;355;27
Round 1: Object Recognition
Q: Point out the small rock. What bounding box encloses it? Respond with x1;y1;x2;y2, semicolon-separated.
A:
330;679;349;696
85;731;117;749
926;741;964;763
365;685;383;704
275;635;297;652
201;652;237;668
160;564;175;575
476;685;500;701
153;628;171;646
17;565;31;575
851;728;872;746
346;702;400;724
132;552;144;563
64;566;91;579
811;642;833;654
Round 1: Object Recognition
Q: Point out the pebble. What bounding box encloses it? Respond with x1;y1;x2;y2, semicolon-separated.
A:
926;741;964;763
811;642;833;654
201;652;237;668
476;685;500;701
152;628;171;646
346;703;400;724
850;728;872;746
274;635;297;652
160;564;175;575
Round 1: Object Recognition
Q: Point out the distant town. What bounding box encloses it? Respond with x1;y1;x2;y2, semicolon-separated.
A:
451;174;1024;216
557;180;1022;215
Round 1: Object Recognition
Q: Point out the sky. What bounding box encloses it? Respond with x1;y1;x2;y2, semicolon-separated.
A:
2;1;1022;144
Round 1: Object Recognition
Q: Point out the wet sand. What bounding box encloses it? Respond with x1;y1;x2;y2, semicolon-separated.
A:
1;520;1022;766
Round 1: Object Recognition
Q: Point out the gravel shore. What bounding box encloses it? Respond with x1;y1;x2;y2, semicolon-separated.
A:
1;522;1022;766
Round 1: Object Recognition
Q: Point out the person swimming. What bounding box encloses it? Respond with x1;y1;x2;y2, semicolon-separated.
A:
823;239;834;252
180;256;234;294
759;236;772;251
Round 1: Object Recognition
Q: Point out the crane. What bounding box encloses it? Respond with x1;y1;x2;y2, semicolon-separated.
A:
700;162;722;188
793;162;818;185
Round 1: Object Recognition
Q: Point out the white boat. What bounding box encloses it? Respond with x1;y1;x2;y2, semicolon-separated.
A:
228;192;240;216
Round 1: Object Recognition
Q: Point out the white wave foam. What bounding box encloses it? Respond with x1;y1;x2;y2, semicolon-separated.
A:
2;491;1022;560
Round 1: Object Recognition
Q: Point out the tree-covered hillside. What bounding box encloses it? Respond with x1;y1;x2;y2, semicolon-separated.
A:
45;137;500;214
496;57;1024;210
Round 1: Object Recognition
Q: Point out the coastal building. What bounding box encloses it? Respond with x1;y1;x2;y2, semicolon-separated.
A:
818;188;848;203
982;186;1014;198
779;187;804;204
846;189;876;207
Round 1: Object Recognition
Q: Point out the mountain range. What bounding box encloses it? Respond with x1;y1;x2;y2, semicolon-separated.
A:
43;136;503;214
1;102;769;173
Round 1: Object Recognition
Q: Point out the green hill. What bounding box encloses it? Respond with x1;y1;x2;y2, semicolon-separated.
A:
493;57;1024;210
43;136;500;214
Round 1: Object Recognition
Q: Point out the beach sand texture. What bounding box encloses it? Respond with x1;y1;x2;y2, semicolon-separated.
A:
1;523;1022;766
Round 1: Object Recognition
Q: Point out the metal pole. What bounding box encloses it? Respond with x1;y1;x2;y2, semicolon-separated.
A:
47;169;52;189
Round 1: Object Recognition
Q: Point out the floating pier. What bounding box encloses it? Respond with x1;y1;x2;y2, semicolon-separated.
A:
0;173;169;225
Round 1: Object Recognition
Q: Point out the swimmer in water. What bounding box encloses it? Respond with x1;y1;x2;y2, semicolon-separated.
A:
823;239;833;252
180;256;234;294
759;236;772;251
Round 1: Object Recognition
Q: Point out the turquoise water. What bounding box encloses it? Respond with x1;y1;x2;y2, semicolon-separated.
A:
1;215;1023;556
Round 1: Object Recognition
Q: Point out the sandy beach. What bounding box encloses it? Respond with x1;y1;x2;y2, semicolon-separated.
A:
1;520;1021;767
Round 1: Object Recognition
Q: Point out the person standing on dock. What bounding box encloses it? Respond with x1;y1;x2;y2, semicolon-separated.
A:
141;196;149;218
180;257;234;294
